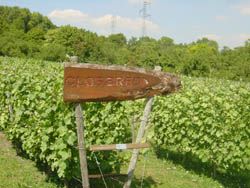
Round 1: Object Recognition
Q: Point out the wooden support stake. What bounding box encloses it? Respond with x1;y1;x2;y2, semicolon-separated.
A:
71;56;90;188
123;66;161;188
123;97;154;188
89;173;127;179
90;143;150;151
75;104;90;188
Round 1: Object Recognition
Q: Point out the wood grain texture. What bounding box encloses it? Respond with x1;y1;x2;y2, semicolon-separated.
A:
64;63;181;102
89;143;150;151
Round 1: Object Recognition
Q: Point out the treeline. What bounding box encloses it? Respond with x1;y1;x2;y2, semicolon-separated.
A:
0;6;249;81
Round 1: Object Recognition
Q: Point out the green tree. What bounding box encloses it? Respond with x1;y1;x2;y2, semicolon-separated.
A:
182;38;219;77
108;33;127;46
40;43;66;61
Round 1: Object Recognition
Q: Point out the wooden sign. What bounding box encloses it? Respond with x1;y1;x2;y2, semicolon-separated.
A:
64;63;181;102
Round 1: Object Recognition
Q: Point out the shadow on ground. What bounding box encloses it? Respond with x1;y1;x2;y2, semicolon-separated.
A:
89;176;157;188
7;133;249;188
10;138;157;188
155;147;250;188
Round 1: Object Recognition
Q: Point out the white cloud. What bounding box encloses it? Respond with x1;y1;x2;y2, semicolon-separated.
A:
48;9;88;22
234;3;250;15
215;15;227;21
91;14;113;27
48;9;161;37
199;34;221;41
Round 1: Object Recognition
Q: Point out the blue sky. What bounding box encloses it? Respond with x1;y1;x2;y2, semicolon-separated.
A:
1;0;250;48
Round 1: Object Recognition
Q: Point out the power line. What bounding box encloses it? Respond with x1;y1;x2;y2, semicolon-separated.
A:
139;0;151;37
111;15;116;34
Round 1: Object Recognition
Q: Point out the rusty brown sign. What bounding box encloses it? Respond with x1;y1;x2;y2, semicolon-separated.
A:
63;63;181;102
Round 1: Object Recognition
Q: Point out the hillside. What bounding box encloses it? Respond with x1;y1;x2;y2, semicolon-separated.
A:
0;5;249;188
0;6;249;82
0;131;225;188
0;56;249;187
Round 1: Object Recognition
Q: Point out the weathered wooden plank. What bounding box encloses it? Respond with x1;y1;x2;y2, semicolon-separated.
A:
89;174;127;179
63;63;181;102
90;143;150;151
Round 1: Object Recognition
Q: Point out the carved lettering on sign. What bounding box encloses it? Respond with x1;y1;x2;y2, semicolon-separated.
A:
65;77;148;88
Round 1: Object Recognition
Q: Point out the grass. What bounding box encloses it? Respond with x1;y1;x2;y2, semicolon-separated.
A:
155;149;250;188
0;131;246;188
127;151;223;188
89;150;224;188
0;132;58;188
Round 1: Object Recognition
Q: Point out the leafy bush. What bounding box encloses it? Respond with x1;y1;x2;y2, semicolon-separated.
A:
0;56;249;180
152;77;250;173
0;57;132;179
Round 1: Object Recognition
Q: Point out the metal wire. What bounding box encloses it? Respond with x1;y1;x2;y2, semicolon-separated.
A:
110;177;124;185
93;152;108;188
140;150;148;188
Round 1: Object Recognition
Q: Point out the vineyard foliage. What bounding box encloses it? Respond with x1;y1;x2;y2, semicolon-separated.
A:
152;77;250;173
0;57;249;180
0;57;134;179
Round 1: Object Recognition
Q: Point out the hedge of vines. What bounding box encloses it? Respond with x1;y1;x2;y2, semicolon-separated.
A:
0;56;249;181
152;77;250;173
0;57;136;180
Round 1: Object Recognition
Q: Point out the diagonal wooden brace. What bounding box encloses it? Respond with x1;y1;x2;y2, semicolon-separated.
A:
123;96;154;188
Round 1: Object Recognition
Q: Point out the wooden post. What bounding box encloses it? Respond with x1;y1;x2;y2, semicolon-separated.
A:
123;66;161;188
71;56;90;188
63;61;178;188
75;104;90;188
